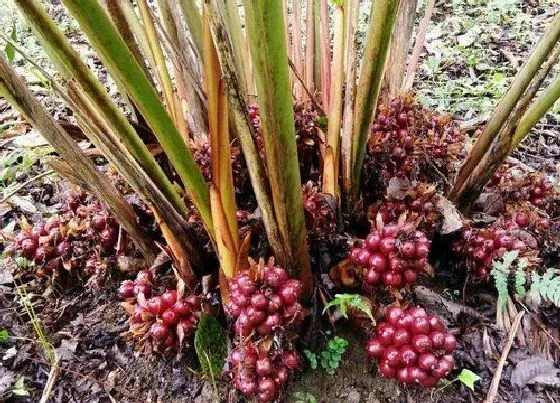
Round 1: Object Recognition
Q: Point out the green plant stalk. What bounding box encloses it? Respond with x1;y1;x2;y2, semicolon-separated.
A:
223;0;249;96
0;53;158;261
137;0;176;119
350;0;400;201
244;0;313;295
452;72;560;213
179;0;204;58
305;0;315;92
14;0;187;219
341;0;359;206
451;12;560;202
327;2;346;199
511;72;560;151
319;0;331;111
61;0;213;235
292;0;304;101
205;0;288;264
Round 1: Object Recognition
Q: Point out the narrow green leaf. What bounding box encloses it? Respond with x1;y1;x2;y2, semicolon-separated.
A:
5;23;17;62
194;313;227;377
61;0;213;233
456;369;481;391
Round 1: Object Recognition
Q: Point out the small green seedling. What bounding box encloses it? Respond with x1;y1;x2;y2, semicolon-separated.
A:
323;294;374;323
304;336;349;375
439;369;481;391
293;391;317;403
0;329;9;344
11;377;31;397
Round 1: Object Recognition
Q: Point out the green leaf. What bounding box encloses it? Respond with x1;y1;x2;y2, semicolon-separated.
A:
12;377;30;397
323;294;374;322
303;349;318;370
293;391;317;403
0;329;9;344
456;369;481;391
194;314;227;378
5;23;17;63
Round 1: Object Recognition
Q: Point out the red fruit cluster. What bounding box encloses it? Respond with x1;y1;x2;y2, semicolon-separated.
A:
488;168;556;210
456;224;532;279
229;342;300;402
366;306;457;387
366;97;466;185
303;184;337;240
368;183;439;234
225;266;304;337
10;189;120;284
226;260;303;402
349;223;431;290
119;270;201;352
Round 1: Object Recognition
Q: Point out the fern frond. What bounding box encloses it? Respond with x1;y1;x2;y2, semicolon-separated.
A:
528;268;560;307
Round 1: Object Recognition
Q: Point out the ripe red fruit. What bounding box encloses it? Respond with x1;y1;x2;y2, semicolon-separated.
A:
415;243;429;258
418;352;437;371
147;296;165;315
399;345;418;366
409;366;428;384
91;214;107;231
384;306;404;324
284;279;303;298
365;232;382;251
383;271;403;288
162;309;180;326
378;359;396;377
274;366;289;385
44;218;60;232
429;331;445;349
431;358;453;378
427;315;445;332
368;253;387;272
135;270;153;285
383;346;400;367
279;285;297;305
21;238;38;259
443;333;457;352
256;358;273;376
236;377;257;396
377;324;396;346
412;334;432;353
349;248;362;264
411;316;430;334
173;300;191;316
409;307;427;317
393;328;411;346
131;305;149;323
161;290;177;308
33;246;50;265
55;240;72;257
118;281;136;299
379;237;397;254
397;367;412;384
397;313;414;330
401;241;416;258
246;306;266;325
150;322;169;341
357;249;371;266
178;319;196;334
258;377;276;398
366;338;385;358
100;227;118;249
133;283;151;297
364;268;381;284
225;301;241;317
472;248;487;262
403;269;418;284
282;350;300;369
267;294;282;313
250;293;268;310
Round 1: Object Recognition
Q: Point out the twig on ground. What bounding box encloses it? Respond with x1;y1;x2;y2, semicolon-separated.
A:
39;355;60;403
0;170;55;203
484;311;524;403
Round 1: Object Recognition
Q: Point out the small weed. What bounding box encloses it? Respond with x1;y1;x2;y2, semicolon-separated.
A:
293;391;317;403
438;368;482;391
304;335;349;375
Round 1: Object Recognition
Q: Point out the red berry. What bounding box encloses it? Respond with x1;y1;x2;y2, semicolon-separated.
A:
383;271;403;288
393;328;411;346
409;366;428;384
399;345;418;366
384;306;404;325
397;367;413;384
403;269;418;284
349;247;362;264
136;270;153;285
357;249;371;266
256;358;273;377
427;315;445;332
250;293;268;310
432;358;453;379
147;296;165;315
246;306;266;325
150;322;169;341
368;253;387;272
267;294;282;313
443;333;457;352
279;285;298;305
377;324;396;346
409;307;428;317
411;316;430;334
382;224;399;238
378;359;396;378
379;238;397;254
44;218;60;232
118;281;136;299
178;319;196;334
382;346;400;367
364;268;381;284
282;350;300;369
21;238;38;259
412;334;432;353
416;244;429;258
173;300;191;317
134;283;151;297
401;241;416;258
418;352;437;371
162;309;179;326
258;377;276;399
366;338;385;358
161;290;177;309
429;331;445;349
365;232;382;251
274;366;289;385
397;313;414;330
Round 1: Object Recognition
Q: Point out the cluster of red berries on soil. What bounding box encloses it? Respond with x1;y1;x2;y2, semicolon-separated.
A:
349;222;431;290
226;259;303;402
368;183;439;234
366;97;466;183
9;189;121;284
487;167;556;210
366;306;457;387
228;342;300;402
455;219;536;279
303;184;337;241
119;269;201;352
